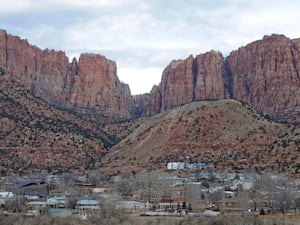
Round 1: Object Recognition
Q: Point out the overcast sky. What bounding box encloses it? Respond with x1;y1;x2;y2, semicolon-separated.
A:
1;0;300;94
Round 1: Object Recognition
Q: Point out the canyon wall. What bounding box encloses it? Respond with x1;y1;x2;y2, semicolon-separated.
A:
227;34;300;122
0;30;134;118
1;29;300;122
140;35;300;123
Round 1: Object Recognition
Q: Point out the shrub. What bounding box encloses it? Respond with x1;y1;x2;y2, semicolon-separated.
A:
0;67;5;76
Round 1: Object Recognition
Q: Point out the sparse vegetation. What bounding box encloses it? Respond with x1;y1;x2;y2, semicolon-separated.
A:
1;66;300;176
0;67;5;76
0;76;113;174
100;99;300;175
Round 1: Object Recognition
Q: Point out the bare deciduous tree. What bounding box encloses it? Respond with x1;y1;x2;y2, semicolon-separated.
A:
117;179;135;198
254;174;295;214
60;172;75;188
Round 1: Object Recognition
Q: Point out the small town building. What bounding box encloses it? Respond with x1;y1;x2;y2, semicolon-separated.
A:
76;200;100;211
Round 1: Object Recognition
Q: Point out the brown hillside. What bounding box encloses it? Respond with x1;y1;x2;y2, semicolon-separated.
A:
0;71;114;174
102;100;300;175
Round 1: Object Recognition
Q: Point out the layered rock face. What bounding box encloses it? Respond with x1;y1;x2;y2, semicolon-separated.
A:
160;55;195;109
227;34;300;122
159;51;226;109
1;29;300;122
140;51;227;116
0;30;69;104
139;35;300;123
68;54;134;117
0;30;134;118
193;51;226;100
135;85;162;116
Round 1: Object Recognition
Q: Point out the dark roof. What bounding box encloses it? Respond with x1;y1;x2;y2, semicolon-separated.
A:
12;180;46;189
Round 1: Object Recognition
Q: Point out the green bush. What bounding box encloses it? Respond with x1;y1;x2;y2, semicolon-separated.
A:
0;67;5;76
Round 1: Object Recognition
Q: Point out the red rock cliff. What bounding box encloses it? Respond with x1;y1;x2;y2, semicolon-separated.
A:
68;54;134;117
134;85;161;116
0;30;134;118
138;35;300;123
227;34;300;122
1;29;300;122
159;51;226;109
160;55;195;109
0;30;69;104
137;51;227;116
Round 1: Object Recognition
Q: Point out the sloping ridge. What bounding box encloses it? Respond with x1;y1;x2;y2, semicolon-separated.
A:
0;71;116;173
102;99;300;175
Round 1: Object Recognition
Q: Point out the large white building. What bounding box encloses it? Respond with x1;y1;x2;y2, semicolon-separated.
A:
167;162;206;170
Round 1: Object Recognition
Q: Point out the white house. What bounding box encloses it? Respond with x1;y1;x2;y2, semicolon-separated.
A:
26;201;47;209
224;191;235;198
25;209;40;217
167;162;177;170
47;196;67;208
0;192;15;198
167;162;207;170
76;200;100;210
167;162;185;170
116;200;148;212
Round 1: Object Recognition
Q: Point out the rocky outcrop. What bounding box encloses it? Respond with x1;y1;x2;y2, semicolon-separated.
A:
160;55;195;109
0;30;70;105
135;51;226;116
137;51;227;116
160;51;226;109
193;51;226;100
68;54;134;118
136;85;162;116
146;85;162;115
138;35;300;123
227;34;300;122
1;29;300;122
0;30;134;118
